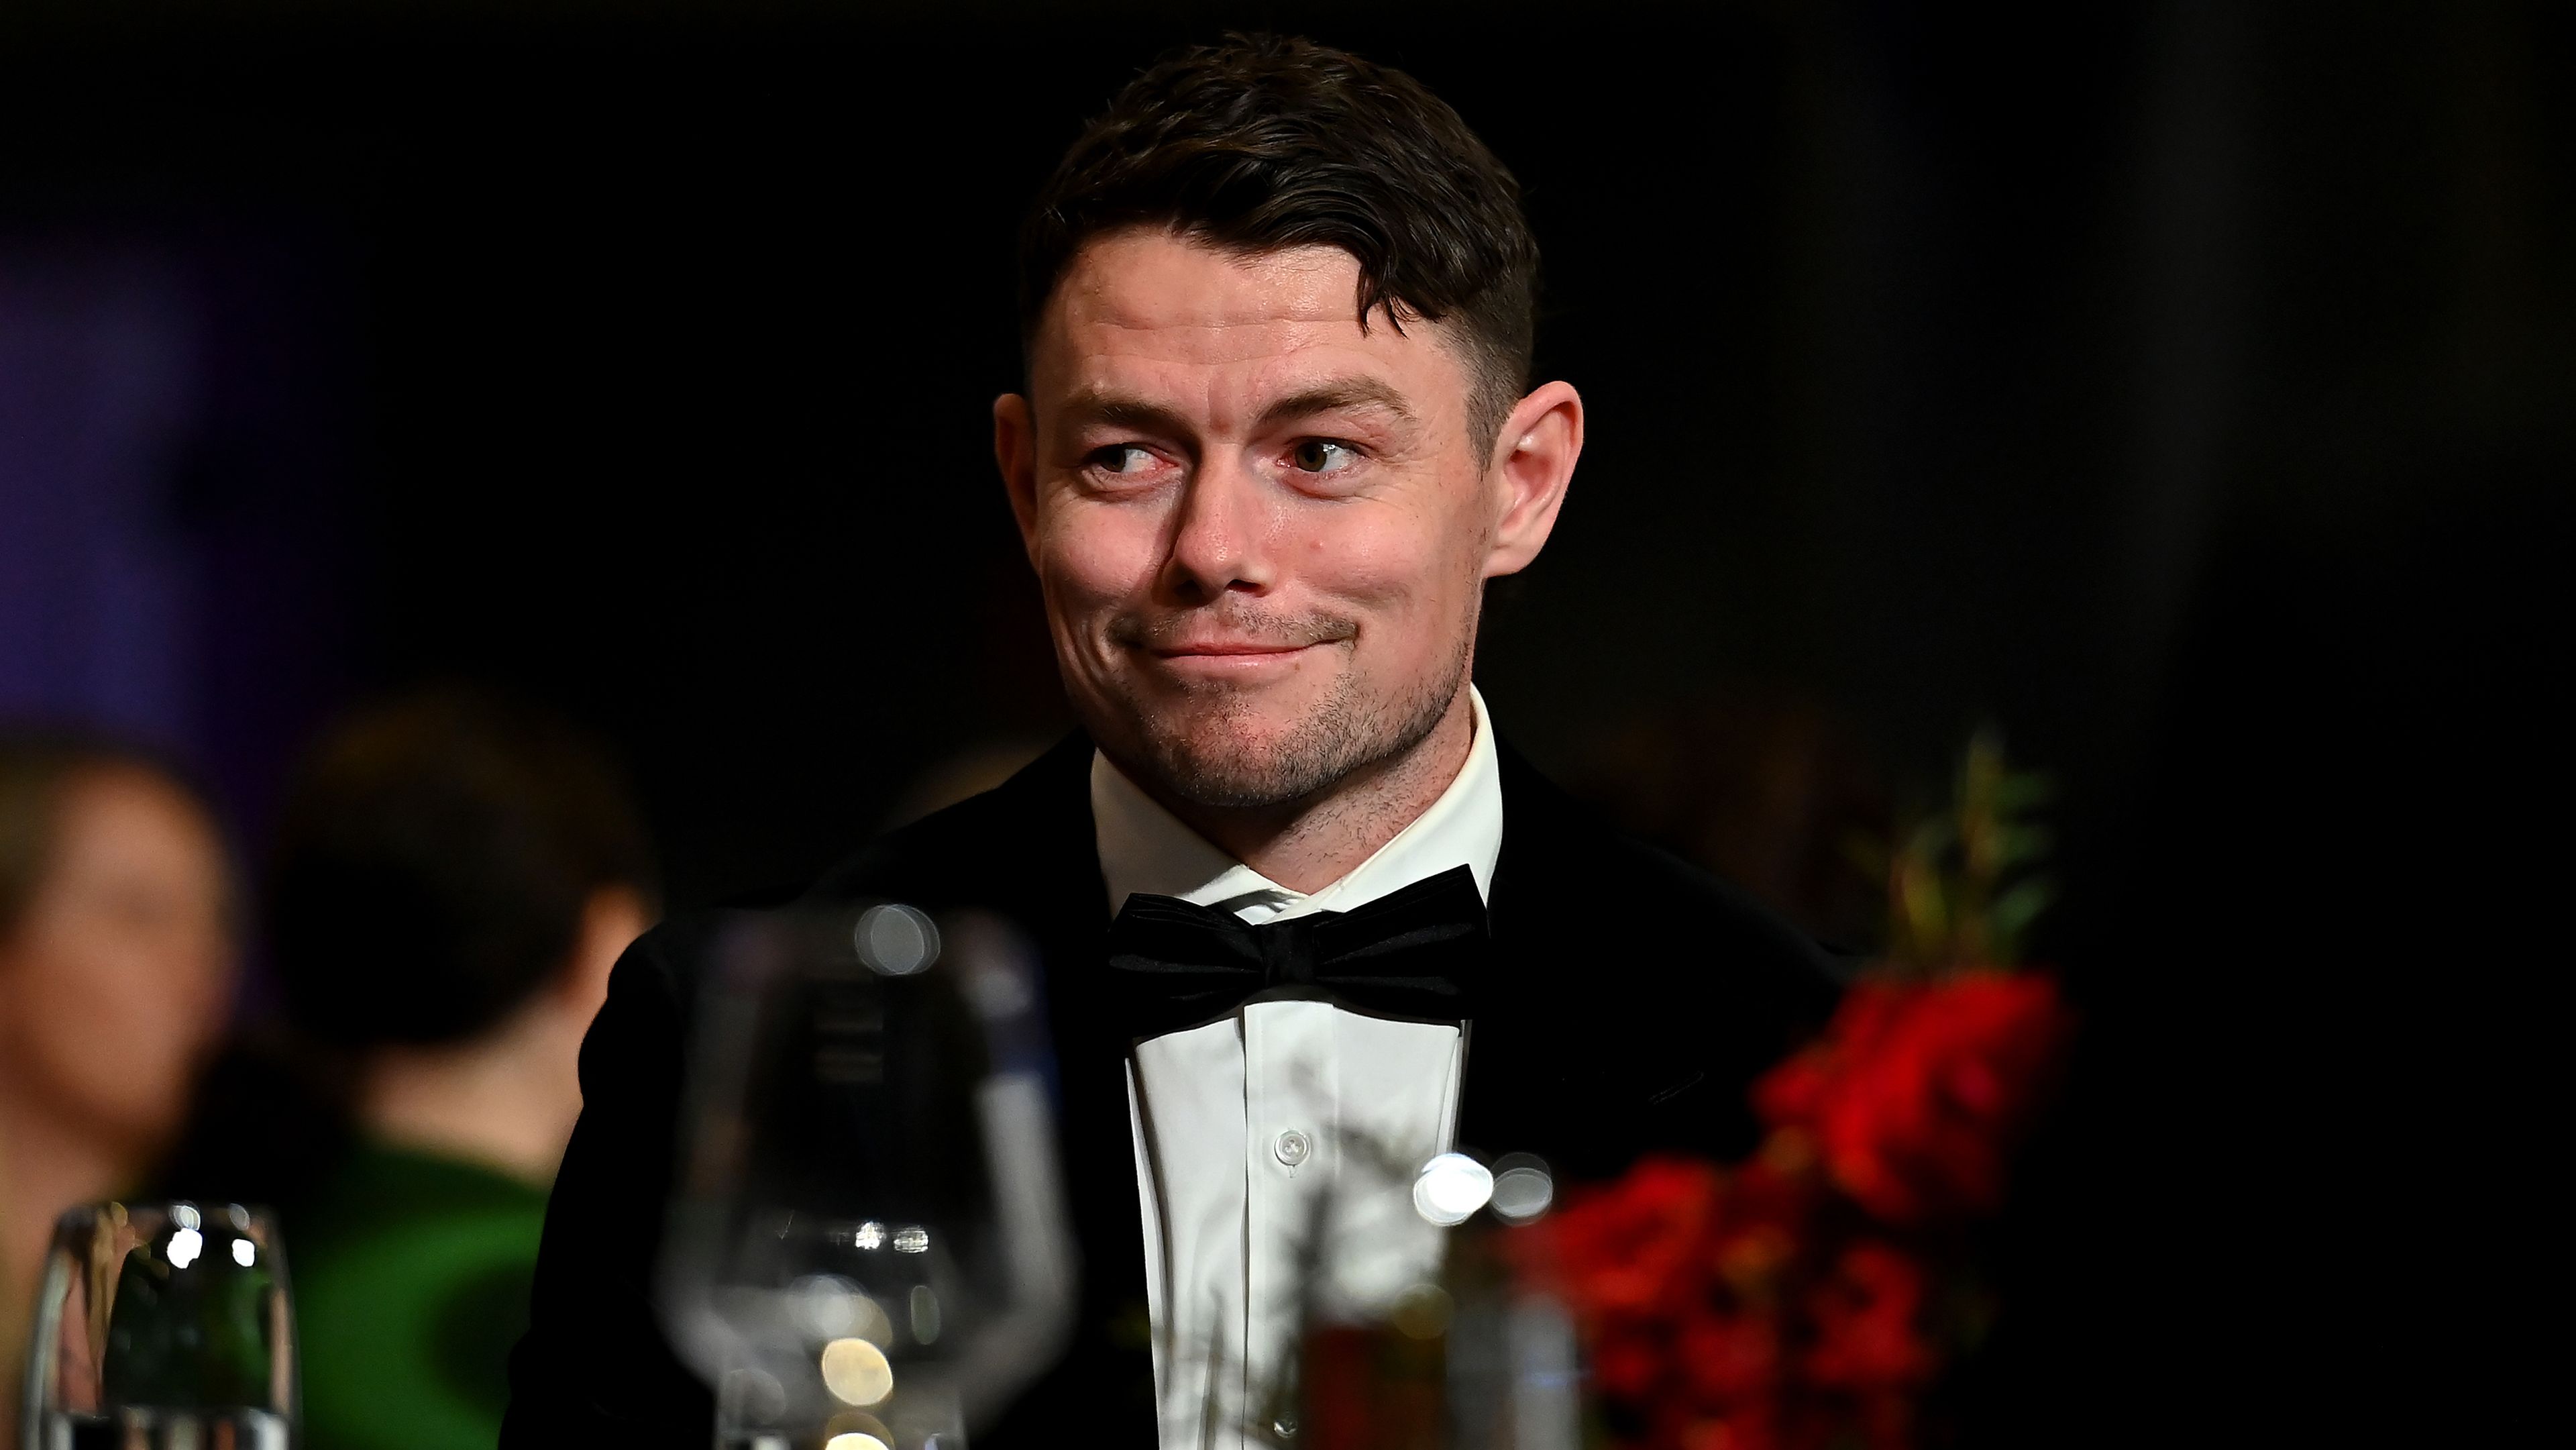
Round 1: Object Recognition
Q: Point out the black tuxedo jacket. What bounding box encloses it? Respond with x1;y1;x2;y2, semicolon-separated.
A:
502;731;1839;1447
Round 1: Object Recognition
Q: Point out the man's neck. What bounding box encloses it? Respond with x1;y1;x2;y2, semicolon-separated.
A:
1139;685;1479;895
358;1004;585;1188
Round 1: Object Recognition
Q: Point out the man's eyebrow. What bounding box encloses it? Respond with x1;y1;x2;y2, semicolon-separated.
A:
1256;378;1416;431
1054;378;1416;438
1057;389;1193;436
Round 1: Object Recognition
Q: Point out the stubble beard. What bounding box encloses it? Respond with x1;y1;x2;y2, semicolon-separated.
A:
1112;627;1473;811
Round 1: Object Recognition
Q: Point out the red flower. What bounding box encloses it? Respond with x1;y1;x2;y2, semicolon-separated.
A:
1515;970;2067;1450
1803;1241;1933;1394
1755;972;2071;1224
1593;1322;1670;1402
1540;1157;1725;1320
1672;1407;1780;1450
1676;1308;1780;1403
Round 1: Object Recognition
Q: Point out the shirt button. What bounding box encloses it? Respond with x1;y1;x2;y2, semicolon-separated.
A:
1273;1129;1311;1168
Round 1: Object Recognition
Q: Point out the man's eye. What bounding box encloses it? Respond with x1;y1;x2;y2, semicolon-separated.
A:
1288;439;1360;475
1087;444;1158;476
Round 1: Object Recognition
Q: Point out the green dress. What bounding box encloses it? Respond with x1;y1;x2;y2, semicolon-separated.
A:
288;1142;549;1450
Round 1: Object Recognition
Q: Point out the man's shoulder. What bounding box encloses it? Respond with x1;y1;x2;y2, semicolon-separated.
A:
1474;740;1846;1167
607;735;1097;1015
802;730;1099;915
1492;739;1846;986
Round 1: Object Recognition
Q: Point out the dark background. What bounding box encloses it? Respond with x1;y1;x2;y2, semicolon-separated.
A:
3;1;2563;1441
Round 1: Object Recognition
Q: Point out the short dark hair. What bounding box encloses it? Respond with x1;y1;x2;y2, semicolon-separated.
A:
1019;34;1540;452
266;687;655;1049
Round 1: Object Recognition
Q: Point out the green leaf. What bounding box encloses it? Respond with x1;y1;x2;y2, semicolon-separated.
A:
1996;824;2055;869
1994;771;2056;812
1990;878;2056;963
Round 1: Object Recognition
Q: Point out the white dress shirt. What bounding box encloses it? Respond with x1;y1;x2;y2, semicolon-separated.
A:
1093;687;1504;1448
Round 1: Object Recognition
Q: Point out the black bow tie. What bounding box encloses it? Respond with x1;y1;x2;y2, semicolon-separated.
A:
1104;864;1488;1043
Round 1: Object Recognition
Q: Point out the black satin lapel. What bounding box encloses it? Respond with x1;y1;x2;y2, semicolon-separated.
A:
975;735;1158;1435
1457;749;1548;1157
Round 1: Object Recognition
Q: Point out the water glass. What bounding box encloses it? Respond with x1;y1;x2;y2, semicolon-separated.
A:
19;1201;294;1450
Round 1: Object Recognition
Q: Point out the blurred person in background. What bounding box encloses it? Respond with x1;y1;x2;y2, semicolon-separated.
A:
158;688;653;1450
0;734;237;1446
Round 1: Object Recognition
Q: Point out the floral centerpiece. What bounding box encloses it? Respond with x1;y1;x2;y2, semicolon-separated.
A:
1513;733;2075;1450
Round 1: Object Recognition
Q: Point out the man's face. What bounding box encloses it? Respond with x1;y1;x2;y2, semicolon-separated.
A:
996;229;1574;809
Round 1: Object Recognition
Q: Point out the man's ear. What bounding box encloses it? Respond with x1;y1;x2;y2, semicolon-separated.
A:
994;393;1042;562
1482;380;1584;579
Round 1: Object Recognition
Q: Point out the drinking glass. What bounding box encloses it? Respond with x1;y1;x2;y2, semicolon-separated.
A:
658;902;1077;1449
19;1200;295;1450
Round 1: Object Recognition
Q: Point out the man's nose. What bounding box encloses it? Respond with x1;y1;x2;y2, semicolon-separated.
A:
1161;454;1274;601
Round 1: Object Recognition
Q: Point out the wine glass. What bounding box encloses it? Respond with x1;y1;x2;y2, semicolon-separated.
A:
19;1200;295;1450
657;902;1077;1449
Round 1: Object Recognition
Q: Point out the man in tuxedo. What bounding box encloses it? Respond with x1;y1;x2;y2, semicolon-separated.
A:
504;34;1837;1448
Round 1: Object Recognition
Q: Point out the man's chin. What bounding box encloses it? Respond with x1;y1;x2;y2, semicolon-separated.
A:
1083;664;1456;811
1108;701;1353;809
1145;731;1322;809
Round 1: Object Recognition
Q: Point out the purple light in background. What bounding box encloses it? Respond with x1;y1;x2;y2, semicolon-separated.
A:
0;246;206;751
2;227;362;998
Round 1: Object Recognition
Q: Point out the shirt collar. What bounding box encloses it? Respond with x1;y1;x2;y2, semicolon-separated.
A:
1091;686;1504;923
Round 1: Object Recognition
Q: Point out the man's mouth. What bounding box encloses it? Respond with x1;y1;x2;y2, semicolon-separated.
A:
1148;638;1317;658
1109;612;1356;680
1142;640;1324;680
1124;627;1350;682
